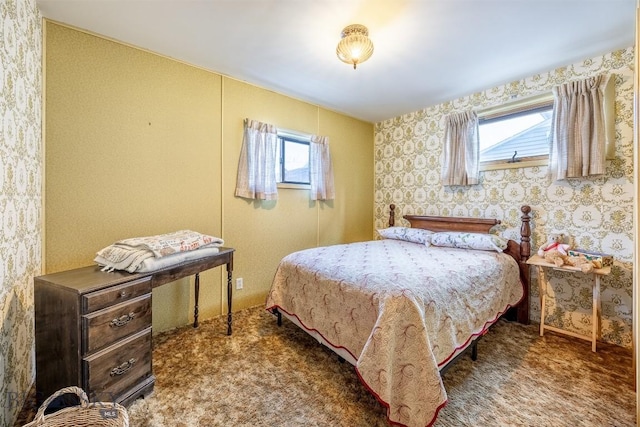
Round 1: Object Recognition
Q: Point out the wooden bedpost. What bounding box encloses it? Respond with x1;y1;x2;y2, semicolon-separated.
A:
518;205;531;324
520;205;531;260
389;204;396;227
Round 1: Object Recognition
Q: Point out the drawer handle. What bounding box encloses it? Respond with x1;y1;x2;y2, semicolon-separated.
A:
110;358;136;377
110;312;136;328
119;290;128;298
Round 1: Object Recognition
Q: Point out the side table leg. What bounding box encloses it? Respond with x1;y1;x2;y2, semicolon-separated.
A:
538;266;546;337
227;268;232;335
592;274;601;352
193;273;200;328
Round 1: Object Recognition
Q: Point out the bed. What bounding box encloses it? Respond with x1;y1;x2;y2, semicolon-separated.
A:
265;205;531;427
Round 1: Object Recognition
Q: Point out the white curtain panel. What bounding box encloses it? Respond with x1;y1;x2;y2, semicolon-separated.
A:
441;111;479;186
549;74;609;180
234;119;279;200
309;135;335;200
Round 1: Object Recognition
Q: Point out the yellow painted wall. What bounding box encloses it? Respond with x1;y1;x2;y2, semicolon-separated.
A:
44;22;373;332
317;108;375;246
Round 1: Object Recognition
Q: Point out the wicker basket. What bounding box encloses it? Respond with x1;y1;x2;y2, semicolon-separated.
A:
23;386;129;427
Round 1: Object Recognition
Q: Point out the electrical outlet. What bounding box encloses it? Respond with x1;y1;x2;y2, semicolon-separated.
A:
235;278;243;290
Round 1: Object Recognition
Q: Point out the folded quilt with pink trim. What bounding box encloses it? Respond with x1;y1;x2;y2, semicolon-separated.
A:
95;230;224;273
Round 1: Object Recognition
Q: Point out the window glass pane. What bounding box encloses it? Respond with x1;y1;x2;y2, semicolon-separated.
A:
282;139;310;184
479;106;552;163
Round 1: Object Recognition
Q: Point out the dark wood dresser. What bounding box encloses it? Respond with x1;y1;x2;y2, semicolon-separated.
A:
34;248;234;406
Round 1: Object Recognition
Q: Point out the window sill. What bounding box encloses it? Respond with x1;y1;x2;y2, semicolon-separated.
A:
277;183;310;190
480;159;548;171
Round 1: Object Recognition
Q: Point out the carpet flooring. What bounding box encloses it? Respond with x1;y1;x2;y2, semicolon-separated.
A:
17;306;636;426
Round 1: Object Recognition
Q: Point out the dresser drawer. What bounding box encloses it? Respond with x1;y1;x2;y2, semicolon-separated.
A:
83;277;151;314
83;328;152;400
82;293;152;354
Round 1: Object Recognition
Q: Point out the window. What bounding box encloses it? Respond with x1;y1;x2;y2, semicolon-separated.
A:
276;130;310;187
478;93;554;170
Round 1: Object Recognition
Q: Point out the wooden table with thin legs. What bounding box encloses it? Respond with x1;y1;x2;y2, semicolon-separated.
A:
527;254;611;352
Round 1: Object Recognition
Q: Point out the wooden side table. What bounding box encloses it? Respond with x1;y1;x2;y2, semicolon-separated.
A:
526;254;611;352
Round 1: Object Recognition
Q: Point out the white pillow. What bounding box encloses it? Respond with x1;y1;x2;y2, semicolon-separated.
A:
377;227;433;246
430;232;508;252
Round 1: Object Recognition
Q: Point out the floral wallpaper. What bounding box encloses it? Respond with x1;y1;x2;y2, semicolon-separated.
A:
0;0;42;425
374;48;635;348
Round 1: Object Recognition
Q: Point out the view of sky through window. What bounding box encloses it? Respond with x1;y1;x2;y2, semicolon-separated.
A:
479;113;546;151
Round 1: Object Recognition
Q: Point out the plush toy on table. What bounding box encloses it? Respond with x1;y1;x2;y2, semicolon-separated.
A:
564;254;595;273
537;233;571;267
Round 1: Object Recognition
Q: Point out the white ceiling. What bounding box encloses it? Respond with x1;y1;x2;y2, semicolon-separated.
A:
36;0;636;123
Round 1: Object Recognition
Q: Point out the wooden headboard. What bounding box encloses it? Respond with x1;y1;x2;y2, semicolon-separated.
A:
404;214;500;234
388;204;532;324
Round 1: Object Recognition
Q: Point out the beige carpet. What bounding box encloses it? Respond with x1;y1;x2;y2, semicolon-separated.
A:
17;306;636;426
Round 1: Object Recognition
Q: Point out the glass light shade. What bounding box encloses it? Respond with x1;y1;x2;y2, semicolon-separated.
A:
336;24;374;69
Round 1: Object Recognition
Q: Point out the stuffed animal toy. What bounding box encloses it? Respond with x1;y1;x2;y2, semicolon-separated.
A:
537;233;572;268
537;233;571;257
564;255;596;273
543;250;567;268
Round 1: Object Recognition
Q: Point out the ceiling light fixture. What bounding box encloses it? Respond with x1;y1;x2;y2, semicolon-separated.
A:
336;24;374;70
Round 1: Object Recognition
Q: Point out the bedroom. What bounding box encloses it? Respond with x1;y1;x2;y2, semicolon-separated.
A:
1;0;638;426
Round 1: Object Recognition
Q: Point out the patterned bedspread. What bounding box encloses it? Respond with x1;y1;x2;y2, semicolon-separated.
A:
265;239;523;427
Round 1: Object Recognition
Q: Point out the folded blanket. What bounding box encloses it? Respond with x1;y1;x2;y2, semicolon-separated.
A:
94;245;155;273
95;230;224;273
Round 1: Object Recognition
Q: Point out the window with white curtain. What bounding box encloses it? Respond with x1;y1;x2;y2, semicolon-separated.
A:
235;121;333;200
